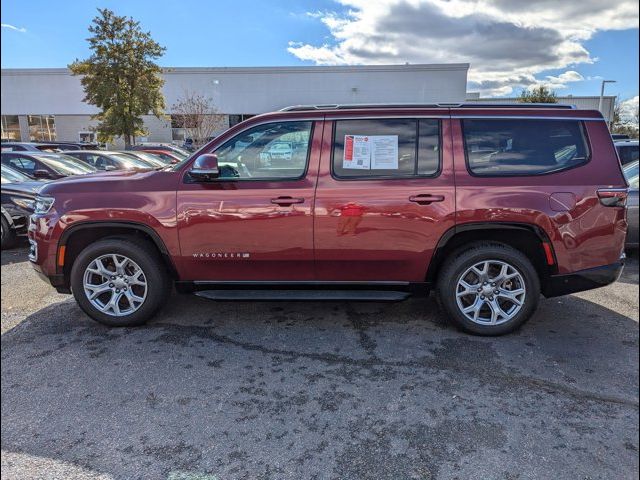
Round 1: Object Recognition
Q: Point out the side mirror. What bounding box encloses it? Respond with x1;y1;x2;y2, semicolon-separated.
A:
33;169;52;179
189;154;219;182
104;165;118;171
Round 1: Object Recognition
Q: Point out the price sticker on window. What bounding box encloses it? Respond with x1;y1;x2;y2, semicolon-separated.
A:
343;135;371;169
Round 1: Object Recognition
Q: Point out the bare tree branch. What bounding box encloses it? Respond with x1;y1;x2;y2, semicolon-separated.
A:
171;90;222;147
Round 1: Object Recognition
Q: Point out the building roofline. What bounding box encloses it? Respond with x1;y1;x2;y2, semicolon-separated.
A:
1;63;470;76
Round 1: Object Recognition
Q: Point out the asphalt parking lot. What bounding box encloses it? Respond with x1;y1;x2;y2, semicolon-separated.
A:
1;240;638;480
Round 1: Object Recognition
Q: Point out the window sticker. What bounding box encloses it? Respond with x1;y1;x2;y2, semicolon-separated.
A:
343;134;399;170
343;135;371;169
370;135;399;170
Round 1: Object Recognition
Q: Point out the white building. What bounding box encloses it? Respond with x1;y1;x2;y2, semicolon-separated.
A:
1;64;469;146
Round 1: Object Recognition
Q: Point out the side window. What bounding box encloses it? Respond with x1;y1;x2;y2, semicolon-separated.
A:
332;118;440;178
463;119;590;176
10;156;36;173
619;146;639;165
82;154;101;168
214;121;313;180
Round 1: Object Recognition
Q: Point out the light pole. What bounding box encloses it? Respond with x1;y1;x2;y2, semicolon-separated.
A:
598;79;616;123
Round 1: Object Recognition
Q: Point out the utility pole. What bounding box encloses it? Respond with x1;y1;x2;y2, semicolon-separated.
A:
599;80;616;126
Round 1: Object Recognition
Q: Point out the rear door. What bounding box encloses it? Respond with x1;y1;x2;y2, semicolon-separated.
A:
313;114;456;282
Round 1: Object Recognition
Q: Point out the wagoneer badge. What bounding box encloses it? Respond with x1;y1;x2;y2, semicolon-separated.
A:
193;252;251;259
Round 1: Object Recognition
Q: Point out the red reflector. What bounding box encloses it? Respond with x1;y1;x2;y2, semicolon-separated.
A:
597;188;628;207
542;242;555;266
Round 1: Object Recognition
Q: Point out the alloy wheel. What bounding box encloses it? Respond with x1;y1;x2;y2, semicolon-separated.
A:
83;254;148;317
455;260;526;325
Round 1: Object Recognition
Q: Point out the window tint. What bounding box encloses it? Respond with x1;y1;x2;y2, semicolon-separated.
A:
332;119;440;178
7;156;37;173
214;121;312;179
463;119;589;176
618;145;639;165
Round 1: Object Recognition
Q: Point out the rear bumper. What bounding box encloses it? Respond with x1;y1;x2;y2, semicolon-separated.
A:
543;260;624;297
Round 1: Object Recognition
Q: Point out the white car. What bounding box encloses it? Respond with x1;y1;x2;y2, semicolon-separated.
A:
259;142;293;166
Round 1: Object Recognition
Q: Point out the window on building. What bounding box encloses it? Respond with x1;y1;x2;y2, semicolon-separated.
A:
229;114;255;127
27;115;57;142
212;121;312;180
463;119;590;176
332;118;441;178
1;115;21;141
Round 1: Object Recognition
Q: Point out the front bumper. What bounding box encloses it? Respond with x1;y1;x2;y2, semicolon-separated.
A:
28;214;71;294
543;260;625;297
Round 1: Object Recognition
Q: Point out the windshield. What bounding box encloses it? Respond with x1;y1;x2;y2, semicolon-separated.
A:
161;145;190;158
34;154;97;175
624;161;639;189
109;153;154;169
1;165;32;183
129;151;167;166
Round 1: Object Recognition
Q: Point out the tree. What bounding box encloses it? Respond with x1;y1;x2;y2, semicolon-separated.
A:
611;99;640;138
171;91;221;147
69;9;166;147
517;85;558;103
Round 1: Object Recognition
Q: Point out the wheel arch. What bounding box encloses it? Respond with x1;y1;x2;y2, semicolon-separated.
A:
426;222;557;285
58;221;178;286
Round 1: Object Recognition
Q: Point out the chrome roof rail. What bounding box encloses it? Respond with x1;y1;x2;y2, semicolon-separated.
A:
279;102;576;112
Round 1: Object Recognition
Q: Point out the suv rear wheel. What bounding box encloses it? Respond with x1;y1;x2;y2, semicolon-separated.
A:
437;242;540;335
70;238;170;327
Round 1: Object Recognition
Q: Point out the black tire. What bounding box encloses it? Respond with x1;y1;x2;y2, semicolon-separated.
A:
1;215;17;250
70;238;171;327
436;242;540;336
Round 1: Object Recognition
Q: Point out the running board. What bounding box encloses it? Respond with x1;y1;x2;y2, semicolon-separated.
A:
195;289;411;302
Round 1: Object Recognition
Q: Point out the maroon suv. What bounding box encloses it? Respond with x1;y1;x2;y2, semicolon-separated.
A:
28;104;629;335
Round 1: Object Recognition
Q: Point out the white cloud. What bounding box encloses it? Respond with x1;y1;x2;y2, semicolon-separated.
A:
620;96;639;124
288;0;639;96
1;23;27;33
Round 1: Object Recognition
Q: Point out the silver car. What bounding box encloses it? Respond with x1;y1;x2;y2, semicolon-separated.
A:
624;160;639;249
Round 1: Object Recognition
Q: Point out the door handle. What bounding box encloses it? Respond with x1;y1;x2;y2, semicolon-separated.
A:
409;194;445;205
271;196;305;206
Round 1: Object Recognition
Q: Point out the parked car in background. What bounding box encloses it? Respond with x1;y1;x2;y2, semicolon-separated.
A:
1;165;47;249
129;143;190;160
624;160;639;250
132;149;183;164
1;152;97;179
61;151;155;171
29;103;628;335
1;142;63;153
114;151;168;168
41;141;102;151
615;139;639;166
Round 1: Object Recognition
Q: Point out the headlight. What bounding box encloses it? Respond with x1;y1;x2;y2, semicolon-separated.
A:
10;197;36;210
34;196;55;214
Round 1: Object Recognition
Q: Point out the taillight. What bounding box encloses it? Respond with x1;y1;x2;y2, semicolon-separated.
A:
597;188;628;207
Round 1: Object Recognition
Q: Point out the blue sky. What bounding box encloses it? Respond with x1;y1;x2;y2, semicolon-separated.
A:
1;0;638;102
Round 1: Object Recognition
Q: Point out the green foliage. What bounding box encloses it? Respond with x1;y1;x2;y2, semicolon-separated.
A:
69;9;166;145
517;86;558;104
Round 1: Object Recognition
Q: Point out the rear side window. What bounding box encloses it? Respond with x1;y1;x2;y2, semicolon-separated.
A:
463;119;590;176
617;145;639;165
332;118;441;178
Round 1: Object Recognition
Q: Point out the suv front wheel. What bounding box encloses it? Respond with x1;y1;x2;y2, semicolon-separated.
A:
70;238;170;327
437;242;541;335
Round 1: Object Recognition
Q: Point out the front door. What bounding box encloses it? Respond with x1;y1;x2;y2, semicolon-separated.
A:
176;119;322;281
314;116;456;282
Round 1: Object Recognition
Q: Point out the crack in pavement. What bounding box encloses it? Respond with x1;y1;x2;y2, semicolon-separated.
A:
148;322;640;409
